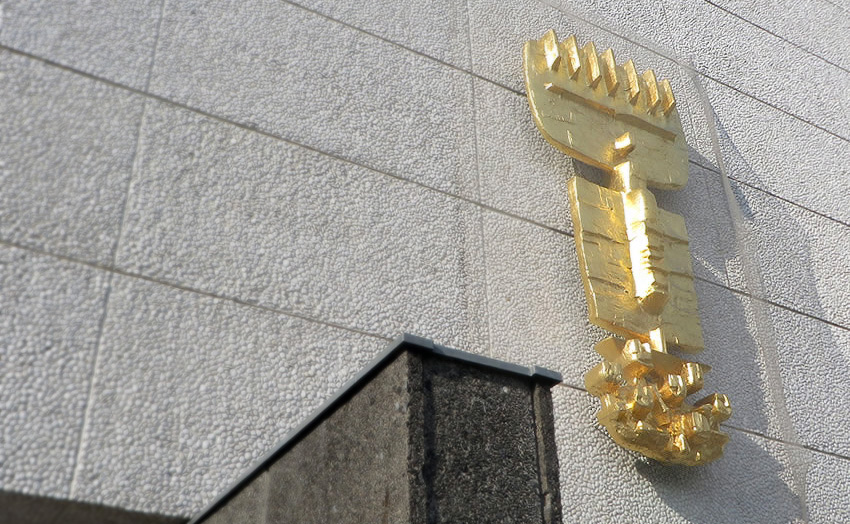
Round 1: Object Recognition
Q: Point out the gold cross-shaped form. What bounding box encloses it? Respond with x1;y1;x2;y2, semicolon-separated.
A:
524;30;731;465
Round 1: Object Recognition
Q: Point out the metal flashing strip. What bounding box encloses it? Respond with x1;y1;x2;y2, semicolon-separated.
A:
187;333;561;524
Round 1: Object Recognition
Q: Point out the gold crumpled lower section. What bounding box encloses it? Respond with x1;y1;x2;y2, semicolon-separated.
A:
585;336;731;466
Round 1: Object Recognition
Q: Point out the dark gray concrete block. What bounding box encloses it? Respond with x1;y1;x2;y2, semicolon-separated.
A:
416;356;542;523
532;383;563;524
190;335;562;524
204;473;269;524
266;352;411;524
0;490;184;524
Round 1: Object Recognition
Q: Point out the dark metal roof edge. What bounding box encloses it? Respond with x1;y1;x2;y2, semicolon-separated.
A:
422;341;562;385
187;333;561;524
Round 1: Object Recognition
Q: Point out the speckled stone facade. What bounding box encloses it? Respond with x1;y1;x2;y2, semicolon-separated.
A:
1;0;848;522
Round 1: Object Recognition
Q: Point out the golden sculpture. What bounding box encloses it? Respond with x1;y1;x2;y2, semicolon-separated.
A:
523;30;730;465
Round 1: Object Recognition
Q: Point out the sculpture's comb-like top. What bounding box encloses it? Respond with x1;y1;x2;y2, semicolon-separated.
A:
523;30;688;190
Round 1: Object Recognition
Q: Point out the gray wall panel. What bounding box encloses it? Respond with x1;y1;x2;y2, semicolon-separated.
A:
0;245;108;497
482;209;607;385
665;0;850;140
731;181;850;329
706;79;850;225
293;0;471;68
115;101;487;352
702;0;850;71
0;51;144;265
0;0;162;90
148;0;478;200
768;302;850;456
71;275;387;515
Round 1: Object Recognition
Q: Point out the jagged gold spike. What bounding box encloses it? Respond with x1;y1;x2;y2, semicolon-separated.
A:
614;132;634;156
643;69;661;113
660;78;676;114
583;41;601;87
682;362;705;395
658;374;686;406
601;48;618;96
624;59;640;104
541;29;562;71
648;327;667;353
694;393;732;422
585;361;623;396
564;35;581;78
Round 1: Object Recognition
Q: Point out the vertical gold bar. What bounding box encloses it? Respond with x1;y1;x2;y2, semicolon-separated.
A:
660;78;676;114
583;41;601;88
601;48;618;96
565;35;581;78
624;59;640;104
541;29;561;71
643;69;661;113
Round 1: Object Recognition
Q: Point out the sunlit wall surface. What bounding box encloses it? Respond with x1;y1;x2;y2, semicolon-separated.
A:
1;0;848;521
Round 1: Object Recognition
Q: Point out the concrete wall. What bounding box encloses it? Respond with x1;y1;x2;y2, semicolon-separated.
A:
1;0;847;521
196;340;561;524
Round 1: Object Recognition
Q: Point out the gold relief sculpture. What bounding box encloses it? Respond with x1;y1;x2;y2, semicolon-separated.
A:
523;30;731;465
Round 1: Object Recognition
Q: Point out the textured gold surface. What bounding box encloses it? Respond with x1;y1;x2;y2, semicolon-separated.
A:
586;335;731;465
523;30;730;465
569;177;703;352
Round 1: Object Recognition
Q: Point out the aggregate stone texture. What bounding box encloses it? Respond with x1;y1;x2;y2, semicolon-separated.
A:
807;446;850;524
294;0;471;69
266;352;411;524
653;165;735;286
665;0;850;140
0;245;109;498
551;385;850;523
115;101;487;353
706;78;850;225
481;209;609;384
0;51;145;265
0;490;184;524
71;275;387;516
688;279;781;441
547;0;678;52
730;180;850;330
1;0;849;518
767;302;850;457
0;0;162;90
416;356;543;523
473;77;578;234
466;0;719;179
708;0;850;71
149;0;478;199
